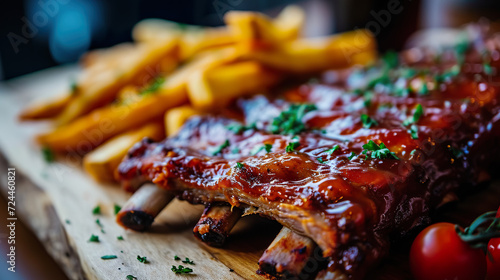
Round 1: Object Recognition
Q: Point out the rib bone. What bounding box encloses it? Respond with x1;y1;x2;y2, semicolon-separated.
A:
193;203;243;247
258;227;326;279
314;263;349;280
116;184;174;231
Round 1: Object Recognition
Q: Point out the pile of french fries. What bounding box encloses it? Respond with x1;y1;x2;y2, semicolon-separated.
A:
19;5;377;182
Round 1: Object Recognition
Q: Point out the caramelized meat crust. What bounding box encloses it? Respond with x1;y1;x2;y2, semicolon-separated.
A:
118;30;500;278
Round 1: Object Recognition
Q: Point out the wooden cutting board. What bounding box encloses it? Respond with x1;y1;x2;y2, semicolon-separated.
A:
0;66;499;280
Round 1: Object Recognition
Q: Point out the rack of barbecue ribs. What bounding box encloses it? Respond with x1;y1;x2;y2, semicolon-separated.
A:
116;26;500;279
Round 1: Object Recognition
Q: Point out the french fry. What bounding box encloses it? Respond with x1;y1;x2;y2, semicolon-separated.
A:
20;42;180;122
179;27;235;60
20;43;140;121
37;47;240;153
55;39;180;126
224;5;304;46
187;61;282;109
19;94;71;120
134;6;305;61
132;19;185;43
80;43;136;68
19;7;307;122
164;105;201;136
349;50;378;66
159;46;241;93
272;5;305;41
24;4;383;189
83;123;164;182
132;18;235;60
116;85;142;104
244;29;376;73
37;84;186;153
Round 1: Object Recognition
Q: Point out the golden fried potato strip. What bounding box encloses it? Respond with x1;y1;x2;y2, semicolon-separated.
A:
83;122;164;182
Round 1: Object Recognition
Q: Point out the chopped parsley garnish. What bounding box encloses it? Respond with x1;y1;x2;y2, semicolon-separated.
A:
361;140;399;160
117;235;124;240
139;76;165;95
235;162;244;169
367;74;391;89
402;104;424;139
171;265;193;274
264;143;273;153
126;275;137;280
408;124;419;139
182;258;195;265
360;114;378;129
212;140;230;155
92;205;101;215
42;147;55;163
96;219;103;228
436;65;460;82
137;255;149;264
413;104;424;122
403;104;424;126
269;104;317;135
382;51;399;69
285;141;300;153
101;255;117;260
89;234;99;242
65;219;71;225
326;145;340;155
227;122;256;134
317;157;325;164
363;97;372;108
394;87;410;97
174;255;181;261
401;68;417;79
250;146;262;156
70;81;78;95
484;63;493;75
418;82;429;95
454;36;469;65
114;204;122;215
347;152;357;160
227;123;244;134
250;144;273;155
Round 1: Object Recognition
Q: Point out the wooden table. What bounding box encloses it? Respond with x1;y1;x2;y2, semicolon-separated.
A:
0;66;499;280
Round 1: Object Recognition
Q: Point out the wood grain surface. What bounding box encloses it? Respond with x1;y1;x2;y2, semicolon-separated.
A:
0;66;499;280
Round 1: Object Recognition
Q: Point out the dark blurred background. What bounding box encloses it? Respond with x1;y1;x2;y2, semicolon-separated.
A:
1;0;499;81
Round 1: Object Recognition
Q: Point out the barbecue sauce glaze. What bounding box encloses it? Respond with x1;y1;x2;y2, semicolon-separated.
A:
118;32;500;278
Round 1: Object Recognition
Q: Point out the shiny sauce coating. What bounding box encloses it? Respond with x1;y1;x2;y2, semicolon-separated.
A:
118;34;500;276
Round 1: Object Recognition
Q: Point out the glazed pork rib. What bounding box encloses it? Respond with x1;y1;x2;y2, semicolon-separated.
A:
116;184;174;231
258;227;325;279
117;32;500;278
193;203;243;247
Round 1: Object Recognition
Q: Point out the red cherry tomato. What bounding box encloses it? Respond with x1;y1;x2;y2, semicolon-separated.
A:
487;238;500;280
410;222;487;280
486;207;500;280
